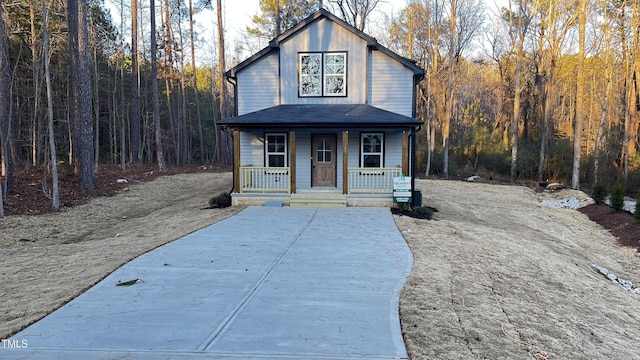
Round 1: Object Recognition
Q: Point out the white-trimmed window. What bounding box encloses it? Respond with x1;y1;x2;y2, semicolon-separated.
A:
361;133;384;168
299;52;346;97
266;133;287;167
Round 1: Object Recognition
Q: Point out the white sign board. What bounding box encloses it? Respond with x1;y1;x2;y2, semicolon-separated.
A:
393;176;412;203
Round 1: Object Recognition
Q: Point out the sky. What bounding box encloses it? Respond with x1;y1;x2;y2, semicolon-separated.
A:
106;0;504;66
217;0;409;38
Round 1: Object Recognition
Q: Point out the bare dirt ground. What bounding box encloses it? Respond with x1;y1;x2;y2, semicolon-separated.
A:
397;179;640;360
0;168;240;339
2;172;640;360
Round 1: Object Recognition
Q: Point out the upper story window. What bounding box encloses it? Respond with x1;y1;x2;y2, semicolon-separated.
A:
299;52;346;97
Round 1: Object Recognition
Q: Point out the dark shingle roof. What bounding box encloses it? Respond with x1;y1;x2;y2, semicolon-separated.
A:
219;104;422;128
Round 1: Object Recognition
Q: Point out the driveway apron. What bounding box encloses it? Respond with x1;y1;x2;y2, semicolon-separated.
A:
2;207;413;359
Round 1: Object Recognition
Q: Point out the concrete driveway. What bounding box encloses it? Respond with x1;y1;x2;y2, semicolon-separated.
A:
2;207;413;359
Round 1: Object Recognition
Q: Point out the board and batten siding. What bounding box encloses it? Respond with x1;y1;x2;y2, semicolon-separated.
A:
368;50;414;117
237;53;280;115
278;18;368;105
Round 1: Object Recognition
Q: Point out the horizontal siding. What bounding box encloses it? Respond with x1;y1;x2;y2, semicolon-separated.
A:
279;18;367;105
296;133;312;188
368;50;413;117
237;53;279;115
385;132;404;169
239;131;265;166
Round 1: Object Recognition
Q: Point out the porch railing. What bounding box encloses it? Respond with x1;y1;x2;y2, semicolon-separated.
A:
238;166;401;194
239;166;290;193
347;168;402;193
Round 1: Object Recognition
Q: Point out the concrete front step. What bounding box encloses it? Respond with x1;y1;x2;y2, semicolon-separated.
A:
290;193;348;208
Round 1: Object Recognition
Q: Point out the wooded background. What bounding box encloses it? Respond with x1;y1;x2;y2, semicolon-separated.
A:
1;0;639;215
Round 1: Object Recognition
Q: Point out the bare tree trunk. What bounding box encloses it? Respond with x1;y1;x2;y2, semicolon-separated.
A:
93;47;100;173
130;0;141;163
443;0;457;179
594;2;613;186
216;0;227;164
77;0;96;189
572;0;586;190
0;0;9;216
30;3;43;168
67;0;79;170
42;0;59;208
151;0;167;172
176;4;189;165
119;0;126;170
507;0;530;182
161;0;178;164
189;0;204;164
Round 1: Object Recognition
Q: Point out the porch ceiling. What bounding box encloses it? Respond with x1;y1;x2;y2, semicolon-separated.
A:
219;104;423;129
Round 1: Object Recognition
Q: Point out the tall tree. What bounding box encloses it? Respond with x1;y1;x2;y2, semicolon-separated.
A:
77;0;96;188
0;0;13;194
504;0;532;181
189;0;204;164
443;0;457;178
572;0;586;189
330;0;379;31
247;0;317;41
216;0;225;163
130;0;141;163
150;0;166;172
42;0;59;209
0;0;8;217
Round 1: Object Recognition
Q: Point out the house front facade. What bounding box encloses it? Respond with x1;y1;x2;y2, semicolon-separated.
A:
220;9;424;207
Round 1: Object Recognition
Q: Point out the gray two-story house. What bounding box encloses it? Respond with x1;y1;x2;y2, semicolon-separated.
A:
220;9;424;207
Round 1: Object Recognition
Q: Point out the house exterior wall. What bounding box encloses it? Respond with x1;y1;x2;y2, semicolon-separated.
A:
239;131;265;166
278;18;368;104
237;52;280;115
296;133;312;188
368;50;414;117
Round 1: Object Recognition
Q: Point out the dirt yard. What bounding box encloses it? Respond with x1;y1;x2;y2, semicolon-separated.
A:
397;179;640;360
1;172;639;359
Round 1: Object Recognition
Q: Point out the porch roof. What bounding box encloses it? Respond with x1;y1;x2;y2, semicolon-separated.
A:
219;104;423;129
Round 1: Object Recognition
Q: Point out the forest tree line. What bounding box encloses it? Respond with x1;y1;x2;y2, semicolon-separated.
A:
1;0;640;215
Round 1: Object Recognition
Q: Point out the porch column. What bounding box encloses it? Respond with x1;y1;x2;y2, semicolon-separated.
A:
289;131;296;194
342;130;349;194
402;130;409;176
233;129;240;193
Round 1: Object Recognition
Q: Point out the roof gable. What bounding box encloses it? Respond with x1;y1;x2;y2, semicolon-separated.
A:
226;9;424;79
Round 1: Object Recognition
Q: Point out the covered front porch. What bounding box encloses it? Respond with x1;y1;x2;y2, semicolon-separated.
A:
230;130;410;207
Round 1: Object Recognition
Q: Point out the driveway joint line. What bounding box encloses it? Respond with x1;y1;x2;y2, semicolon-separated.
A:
199;208;320;351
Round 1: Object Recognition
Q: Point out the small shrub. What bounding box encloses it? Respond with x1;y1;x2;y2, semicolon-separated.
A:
611;184;625;212
208;192;231;208
592;183;607;205
414;206;434;220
